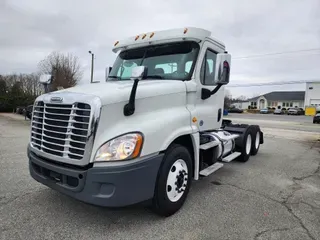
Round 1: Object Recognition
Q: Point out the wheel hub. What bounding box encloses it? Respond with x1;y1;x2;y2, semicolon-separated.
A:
176;170;187;193
166;159;188;202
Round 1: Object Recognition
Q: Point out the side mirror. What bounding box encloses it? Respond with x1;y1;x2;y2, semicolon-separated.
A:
214;53;231;85
39;74;53;85
131;66;147;80
105;66;112;81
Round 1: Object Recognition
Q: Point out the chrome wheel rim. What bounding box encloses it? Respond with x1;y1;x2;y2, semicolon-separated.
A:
166;159;188;202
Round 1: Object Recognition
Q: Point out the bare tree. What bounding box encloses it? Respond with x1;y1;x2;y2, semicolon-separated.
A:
224;89;232;109
38;51;83;91
0;77;7;95
236;95;248;101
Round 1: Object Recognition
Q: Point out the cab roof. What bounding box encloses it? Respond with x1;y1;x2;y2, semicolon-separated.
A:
112;27;225;53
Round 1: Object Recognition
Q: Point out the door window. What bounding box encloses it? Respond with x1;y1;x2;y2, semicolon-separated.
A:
200;49;217;85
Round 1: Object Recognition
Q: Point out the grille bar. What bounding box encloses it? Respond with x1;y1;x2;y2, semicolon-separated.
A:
30;101;92;160
42;122;88;131
36;106;91;111
33;137;86;151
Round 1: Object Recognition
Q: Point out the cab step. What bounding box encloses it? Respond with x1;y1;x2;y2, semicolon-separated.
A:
200;141;219;150
199;162;224;177
222;152;241;162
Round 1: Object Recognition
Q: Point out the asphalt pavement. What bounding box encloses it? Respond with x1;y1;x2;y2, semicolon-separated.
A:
226;113;320;134
0;113;319;240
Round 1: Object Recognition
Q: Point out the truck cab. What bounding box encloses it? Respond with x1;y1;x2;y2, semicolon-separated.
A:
28;27;263;217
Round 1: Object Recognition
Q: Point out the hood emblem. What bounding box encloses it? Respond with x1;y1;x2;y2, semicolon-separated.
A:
50;97;63;103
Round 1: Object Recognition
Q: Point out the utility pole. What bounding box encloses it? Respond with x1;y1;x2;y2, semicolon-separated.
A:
88;51;94;83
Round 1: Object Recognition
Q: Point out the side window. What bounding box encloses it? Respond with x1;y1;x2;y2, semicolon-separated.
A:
185;61;192;72
200;49;217;85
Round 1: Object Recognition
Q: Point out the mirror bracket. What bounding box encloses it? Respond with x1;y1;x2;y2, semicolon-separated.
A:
201;84;223;100
123;66;147;116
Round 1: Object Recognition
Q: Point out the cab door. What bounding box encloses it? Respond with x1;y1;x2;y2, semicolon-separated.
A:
194;41;226;132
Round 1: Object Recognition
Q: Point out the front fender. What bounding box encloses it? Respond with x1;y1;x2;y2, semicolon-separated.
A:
90;95;193;162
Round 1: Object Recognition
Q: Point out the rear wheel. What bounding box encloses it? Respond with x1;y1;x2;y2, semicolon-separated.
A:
236;127;254;162
250;126;261;156
152;144;192;217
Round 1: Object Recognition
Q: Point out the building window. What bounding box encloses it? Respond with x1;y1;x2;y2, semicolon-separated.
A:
290;102;293;107
282;102;285;107
250;102;257;109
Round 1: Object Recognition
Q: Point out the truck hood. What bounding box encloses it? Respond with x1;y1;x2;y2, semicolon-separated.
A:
49;80;187;106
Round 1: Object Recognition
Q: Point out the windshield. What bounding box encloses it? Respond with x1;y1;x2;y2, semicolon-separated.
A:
108;41;200;81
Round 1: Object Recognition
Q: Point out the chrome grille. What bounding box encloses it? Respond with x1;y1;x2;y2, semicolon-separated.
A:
31;101;92;160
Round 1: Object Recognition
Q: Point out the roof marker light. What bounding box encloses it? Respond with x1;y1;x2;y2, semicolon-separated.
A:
114;41;119;46
142;34;147;39
184;28;188;34
150;32;155;38
135;35;139;41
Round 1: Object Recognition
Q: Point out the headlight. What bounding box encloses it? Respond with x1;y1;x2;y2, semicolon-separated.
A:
94;133;143;162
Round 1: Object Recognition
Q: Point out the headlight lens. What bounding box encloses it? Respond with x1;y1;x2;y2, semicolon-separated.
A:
94;133;143;162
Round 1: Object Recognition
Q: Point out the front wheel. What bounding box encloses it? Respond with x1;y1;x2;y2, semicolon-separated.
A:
152;144;192;217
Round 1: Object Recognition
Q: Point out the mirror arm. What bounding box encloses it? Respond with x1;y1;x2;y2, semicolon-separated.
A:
123;78;139;116
201;83;223;100
210;83;223;95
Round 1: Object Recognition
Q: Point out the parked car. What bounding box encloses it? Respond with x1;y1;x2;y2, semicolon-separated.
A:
25;105;33;120
16;106;25;115
228;108;243;113
287;108;304;115
273;109;284;115
313;113;320;124
260;108;269;114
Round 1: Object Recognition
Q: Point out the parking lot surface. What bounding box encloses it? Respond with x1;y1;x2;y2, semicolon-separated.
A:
227;113;320;134
0;113;319;240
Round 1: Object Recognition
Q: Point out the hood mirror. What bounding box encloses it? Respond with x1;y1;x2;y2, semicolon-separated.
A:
131;66;147;80
105;66;112;81
39;74;53;84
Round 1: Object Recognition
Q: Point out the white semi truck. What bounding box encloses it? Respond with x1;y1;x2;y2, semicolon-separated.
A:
28;27;264;217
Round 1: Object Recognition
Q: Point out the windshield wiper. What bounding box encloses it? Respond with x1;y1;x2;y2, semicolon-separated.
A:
145;75;163;79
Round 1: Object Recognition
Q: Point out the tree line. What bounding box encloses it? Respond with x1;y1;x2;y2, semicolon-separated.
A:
224;90;248;110
0;51;83;112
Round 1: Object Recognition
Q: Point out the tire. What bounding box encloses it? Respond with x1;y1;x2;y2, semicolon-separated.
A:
236;126;254;162
250;126;261;156
152;144;192;217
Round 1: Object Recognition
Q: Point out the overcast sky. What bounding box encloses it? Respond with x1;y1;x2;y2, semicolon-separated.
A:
1;0;320;98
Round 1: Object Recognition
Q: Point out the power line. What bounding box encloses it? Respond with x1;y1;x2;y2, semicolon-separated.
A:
233;48;320;60
227;79;320;87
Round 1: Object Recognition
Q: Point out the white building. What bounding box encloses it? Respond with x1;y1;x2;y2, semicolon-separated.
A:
305;81;320;107
231;101;250;110
247;91;305;110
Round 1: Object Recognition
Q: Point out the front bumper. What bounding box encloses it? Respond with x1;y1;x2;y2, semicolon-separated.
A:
28;145;163;207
